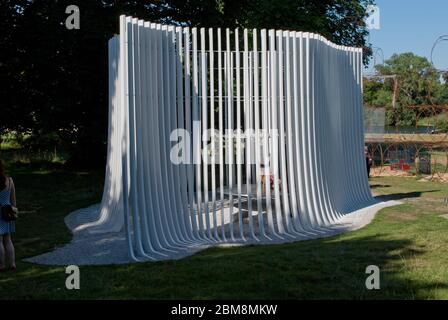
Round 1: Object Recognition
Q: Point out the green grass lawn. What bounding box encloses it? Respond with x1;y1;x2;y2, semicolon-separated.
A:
0;151;447;299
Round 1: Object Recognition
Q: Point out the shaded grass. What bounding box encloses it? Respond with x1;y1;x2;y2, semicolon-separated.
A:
0;153;447;299
0;148;103;274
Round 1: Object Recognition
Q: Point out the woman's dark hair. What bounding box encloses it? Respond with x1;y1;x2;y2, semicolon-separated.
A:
0;159;6;190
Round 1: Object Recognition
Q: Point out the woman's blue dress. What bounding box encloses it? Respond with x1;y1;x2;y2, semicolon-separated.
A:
0;178;16;235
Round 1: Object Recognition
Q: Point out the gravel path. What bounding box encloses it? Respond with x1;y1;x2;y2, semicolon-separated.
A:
24;198;400;266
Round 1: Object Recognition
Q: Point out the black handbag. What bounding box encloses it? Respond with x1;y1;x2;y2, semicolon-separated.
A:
1;204;17;222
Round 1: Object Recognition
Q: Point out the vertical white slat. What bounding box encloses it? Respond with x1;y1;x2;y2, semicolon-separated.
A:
320;37;334;223
328;40;342;220
140;22;160;255
323;39;337;216
313;35;332;226
352;47;364;201
316;36;337;224
159;24;177;245
160;24;181;250
114;34;124;232
321;38;334;216
284;31;301;232
94;36;122;233
209;27;219;240
171;25;191;243
301;32;316;229
261;29;277;238
231;42;237;210
175;26;194;242
305;33;321;228
168;25;188;244
269;29;286;236
249;46;255;186
103;38;115;231
129;18;148;257
162;25;184;246
234;28;245;240
357;48;372;201
184;27;199;239
355;47;370;202
192;27;205;239
223;35;229;239
322;37;337;223
136;20;158;257
328;42;342;215
334;42;345;219
319;37;334;219
149;23;176;253
159;24;183;248
125;17;136;255
309;34;324;226
340;46;358;210
336;45;349;208
217;28;227;241
163;26;183;245
126;18;138;255
349;46;366;205
351;47;364;207
293;32;309;230
243;29;256;239
311;34;324;226
145;23;171;255
330;41;345;219
121;16;138;261
147;23;173;254
277;30;295;235
321;36;338;223
302;33;316;228
226;28;235;241
252;29;266;238
223;34;228;200
296;32;311;229
346;47;360;207
136;18;159;256
200;28;212;239
164;25;181;243
94;36;117;233
109;34;121;231
343;47;355;207
174;26;192;242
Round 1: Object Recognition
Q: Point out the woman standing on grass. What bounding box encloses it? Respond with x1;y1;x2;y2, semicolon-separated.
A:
0;160;17;272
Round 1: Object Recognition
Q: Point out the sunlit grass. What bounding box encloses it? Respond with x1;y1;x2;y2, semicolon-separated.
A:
0;147;447;299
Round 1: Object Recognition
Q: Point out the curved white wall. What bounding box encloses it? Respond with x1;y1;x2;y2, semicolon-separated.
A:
86;16;376;261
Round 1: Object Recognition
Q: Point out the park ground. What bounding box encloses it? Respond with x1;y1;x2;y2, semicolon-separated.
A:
0;147;447;299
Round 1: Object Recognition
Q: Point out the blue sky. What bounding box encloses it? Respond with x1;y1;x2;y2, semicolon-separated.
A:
365;0;448;73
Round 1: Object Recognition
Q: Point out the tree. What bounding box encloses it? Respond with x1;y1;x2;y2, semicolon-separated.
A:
376;53;443;106
1;0;375;167
364;53;448;127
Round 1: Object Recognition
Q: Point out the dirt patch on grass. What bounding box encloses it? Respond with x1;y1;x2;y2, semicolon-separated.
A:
418;173;448;183
371;166;414;178
407;198;448;215
386;211;420;221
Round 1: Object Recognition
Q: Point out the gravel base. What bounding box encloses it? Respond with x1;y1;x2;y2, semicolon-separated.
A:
24;198;400;266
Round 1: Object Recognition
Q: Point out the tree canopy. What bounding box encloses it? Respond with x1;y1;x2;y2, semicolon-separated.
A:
364;52;448;127
1;0;374;166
